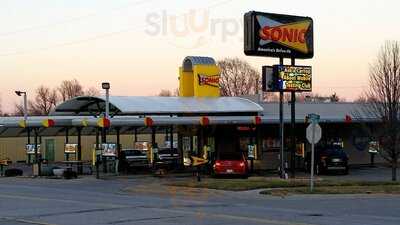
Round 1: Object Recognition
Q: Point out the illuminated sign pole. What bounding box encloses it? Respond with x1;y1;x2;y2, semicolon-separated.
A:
290;58;296;178
279;57;285;179
245;11;313;179
101;82;110;174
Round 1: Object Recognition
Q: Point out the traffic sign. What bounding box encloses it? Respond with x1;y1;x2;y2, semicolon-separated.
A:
248;145;256;159
306;121;321;192
306;123;321;144
306;113;320;123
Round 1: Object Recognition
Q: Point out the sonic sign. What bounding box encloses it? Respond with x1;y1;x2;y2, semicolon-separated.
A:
244;11;313;59
198;74;219;87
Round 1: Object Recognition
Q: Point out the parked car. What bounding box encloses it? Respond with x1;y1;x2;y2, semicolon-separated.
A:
213;152;248;177
157;148;179;165
304;147;349;175
120;149;150;170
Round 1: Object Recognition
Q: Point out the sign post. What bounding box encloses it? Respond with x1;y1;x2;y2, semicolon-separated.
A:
279;58;285;179
245;11;313;179
290;59;296;178
306;113;321;192
368;141;379;167
248;144;256;173
191;156;209;182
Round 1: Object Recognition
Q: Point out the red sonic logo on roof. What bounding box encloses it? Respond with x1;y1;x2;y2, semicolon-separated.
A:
198;74;219;87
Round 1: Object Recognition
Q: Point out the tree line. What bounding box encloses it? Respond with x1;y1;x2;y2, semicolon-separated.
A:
158;57;341;102
13;79;99;116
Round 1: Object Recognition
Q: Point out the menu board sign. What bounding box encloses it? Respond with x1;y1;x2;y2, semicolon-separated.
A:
26;144;41;154
275;65;312;92
65;143;78;154
102;143;117;157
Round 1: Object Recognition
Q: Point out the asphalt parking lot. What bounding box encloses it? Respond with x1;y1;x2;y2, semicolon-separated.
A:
320;165;399;182
0;166;399;225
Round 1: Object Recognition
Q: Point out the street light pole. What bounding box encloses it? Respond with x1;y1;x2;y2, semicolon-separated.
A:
15;90;34;169
15;91;27;122
101;82;111;174
105;88;110;119
23;93;27;122
102;82;110;119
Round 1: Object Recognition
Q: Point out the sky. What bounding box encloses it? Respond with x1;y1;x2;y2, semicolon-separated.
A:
0;0;399;112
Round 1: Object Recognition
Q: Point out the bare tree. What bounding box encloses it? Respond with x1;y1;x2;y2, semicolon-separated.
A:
300;92;341;103
85;87;100;96
157;88;180;97
354;94;378;103
263;92;340;103
13;103;24;116
357;40;400;181
158;89;173;97
29;86;58;115
217;58;260;96
12;80;99;116
58;79;84;101
173;88;179;97
0;94;2;116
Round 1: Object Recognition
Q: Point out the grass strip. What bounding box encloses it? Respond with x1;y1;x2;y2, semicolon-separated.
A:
166;178;400;192
260;185;400;195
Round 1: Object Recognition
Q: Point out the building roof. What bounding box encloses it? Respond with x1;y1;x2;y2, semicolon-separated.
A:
182;56;216;72
50;96;263;116
261;102;376;123
0;100;379;137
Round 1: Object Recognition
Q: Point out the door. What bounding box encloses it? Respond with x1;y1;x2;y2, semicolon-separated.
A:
45;139;55;162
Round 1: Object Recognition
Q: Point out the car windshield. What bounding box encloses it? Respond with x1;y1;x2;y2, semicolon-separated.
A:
218;152;243;160
158;148;178;155
124;150;145;156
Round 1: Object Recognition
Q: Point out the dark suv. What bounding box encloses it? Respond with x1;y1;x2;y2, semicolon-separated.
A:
120;149;150;170
304;147;349;175
155;148;179;168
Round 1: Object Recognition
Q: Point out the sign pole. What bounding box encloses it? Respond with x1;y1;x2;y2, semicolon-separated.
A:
197;166;201;182
95;128;100;179
306;114;321;192
310;122;316;192
290;57;296;178
279;57;285;179
244;11;314;180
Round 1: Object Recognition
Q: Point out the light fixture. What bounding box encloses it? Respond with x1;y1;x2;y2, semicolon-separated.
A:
102;82;110;90
15;91;25;96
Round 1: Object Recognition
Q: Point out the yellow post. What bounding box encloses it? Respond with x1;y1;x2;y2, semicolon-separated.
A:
92;149;96;166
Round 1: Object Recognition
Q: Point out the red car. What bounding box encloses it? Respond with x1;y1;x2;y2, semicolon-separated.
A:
213;152;248;177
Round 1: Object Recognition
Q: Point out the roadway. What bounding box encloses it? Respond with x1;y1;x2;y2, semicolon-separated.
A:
0;176;399;225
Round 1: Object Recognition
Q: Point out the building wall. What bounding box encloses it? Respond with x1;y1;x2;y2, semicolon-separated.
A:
0;123;386;169
253;123;385;170
0;133;172;163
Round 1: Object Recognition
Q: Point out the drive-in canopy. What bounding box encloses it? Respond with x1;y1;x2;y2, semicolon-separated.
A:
0;98;381;138
50;96;263;116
